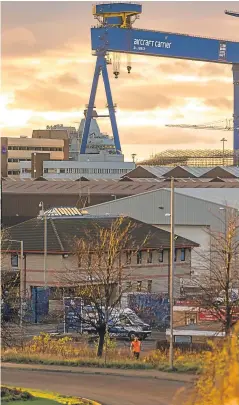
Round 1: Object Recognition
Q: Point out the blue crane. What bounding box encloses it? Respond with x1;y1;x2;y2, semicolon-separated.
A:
81;3;239;161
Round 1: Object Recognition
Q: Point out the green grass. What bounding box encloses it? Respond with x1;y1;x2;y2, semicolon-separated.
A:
2;399;59;404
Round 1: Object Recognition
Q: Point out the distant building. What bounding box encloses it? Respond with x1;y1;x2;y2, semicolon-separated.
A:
1;136;68;177
125;165;239;179
20;152;135;180
140;149;236;167
2;178;239;227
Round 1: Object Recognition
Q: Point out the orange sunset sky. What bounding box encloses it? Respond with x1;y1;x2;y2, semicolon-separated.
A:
1;1;239;161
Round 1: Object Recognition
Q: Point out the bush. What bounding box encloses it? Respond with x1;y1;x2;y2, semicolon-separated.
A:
1;386;33;401
185;324;239;405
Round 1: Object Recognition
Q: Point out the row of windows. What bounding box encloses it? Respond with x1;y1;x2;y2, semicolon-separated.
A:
8;158;32;163
8;170;20;175
43;168;129;175
8;146;63;151
77;249;186;268
126;248;186;265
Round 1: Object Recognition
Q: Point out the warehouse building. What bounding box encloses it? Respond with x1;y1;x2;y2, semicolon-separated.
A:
2;178;239;227
85;188;239;284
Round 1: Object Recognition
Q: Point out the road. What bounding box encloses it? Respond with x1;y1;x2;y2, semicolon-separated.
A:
2;369;192;405
11;323;165;353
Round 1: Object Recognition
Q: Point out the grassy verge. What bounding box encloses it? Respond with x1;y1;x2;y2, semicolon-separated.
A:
1;333;204;374
1;352;202;373
3;399;59;404
1;386;99;405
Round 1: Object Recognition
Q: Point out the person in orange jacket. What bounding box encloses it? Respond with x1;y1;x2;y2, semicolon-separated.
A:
130;336;141;359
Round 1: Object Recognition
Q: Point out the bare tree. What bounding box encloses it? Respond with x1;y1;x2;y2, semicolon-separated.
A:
192;208;239;335
60;217;148;357
1;230;23;347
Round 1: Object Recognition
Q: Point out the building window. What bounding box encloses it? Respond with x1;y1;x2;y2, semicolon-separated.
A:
181;248;186;261
147;280;152;293
60;169;65;173
137;251;142;264
126;251;131;265
11;254;18;268
44;168;48;173
126;281;132;291
137;281;142;292
174;249;177;262
147;250;153;263
159;250;164;262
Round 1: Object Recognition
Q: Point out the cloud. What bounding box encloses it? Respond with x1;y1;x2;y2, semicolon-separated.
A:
119;126;225;145
204;97;232;110
9;81;87;112
52;73;80;87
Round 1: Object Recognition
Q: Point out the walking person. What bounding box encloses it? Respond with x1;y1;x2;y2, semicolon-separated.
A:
130;336;141;360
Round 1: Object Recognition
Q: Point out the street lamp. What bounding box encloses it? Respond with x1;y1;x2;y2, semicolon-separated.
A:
39;201;47;288
220;138;227;166
7;239;24;328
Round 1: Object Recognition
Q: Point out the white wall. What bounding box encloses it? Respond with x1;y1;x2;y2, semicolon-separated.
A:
155;224;210;280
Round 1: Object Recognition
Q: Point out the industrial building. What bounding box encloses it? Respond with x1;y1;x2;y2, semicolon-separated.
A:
139;149;237;167
1;136;69;177
126;165;239;179
2;177;239;227
20;153;135;180
85;187;239;285
1;213;198;296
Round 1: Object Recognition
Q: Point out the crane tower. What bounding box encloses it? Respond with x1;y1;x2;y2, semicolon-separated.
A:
80;3;142;155
81;3;239;162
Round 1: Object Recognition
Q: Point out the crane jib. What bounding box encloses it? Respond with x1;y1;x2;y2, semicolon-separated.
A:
91;27;239;64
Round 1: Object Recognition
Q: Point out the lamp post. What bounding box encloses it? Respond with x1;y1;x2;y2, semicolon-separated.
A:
165;177;175;369
220;138;227;166
7;239;24;328
39;201;47;288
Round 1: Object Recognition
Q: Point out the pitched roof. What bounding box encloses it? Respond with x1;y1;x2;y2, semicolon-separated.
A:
3;179;239;196
2;215;198;254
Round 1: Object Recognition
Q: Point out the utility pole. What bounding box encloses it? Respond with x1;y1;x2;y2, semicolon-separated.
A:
39;201;47;288
220;137;227;166
169;177;175;370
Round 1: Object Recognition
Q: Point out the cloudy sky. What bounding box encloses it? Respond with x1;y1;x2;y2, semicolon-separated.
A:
1;1;238;160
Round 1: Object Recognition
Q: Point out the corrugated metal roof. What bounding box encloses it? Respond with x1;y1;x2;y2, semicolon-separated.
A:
179;166;211;177
140;166;172;176
2;179;239;195
137;165;239;178
44;207;83;217
221;166;239;176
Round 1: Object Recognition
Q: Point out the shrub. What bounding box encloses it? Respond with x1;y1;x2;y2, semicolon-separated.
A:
185;324;239;405
1;386;33;401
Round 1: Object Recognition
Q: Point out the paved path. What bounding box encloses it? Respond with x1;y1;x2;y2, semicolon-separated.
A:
2;364;195;405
